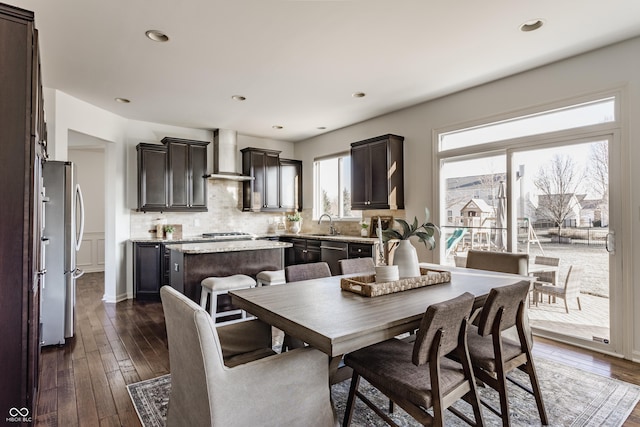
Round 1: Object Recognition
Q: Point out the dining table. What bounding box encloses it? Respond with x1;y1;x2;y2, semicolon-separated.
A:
230;263;533;383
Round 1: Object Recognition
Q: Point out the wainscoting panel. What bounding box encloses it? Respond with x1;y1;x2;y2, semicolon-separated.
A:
77;231;105;273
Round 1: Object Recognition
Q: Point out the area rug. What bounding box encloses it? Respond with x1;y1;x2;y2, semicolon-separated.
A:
127;357;640;426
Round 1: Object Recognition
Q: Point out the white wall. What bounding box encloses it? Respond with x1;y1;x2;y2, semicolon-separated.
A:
69;145;106;273
295;36;640;361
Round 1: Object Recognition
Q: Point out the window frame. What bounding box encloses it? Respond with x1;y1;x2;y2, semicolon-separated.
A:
313;151;360;220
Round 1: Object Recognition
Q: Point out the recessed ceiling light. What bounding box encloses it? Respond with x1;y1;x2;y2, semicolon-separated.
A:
316;126;327;130
145;30;169;42
520;19;544;32
231;95;246;101
115;97;130;103
272;125;283;130
352;92;366;98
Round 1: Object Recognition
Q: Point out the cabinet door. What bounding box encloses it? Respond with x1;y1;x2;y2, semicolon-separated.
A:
368;139;390;208
168;141;189;208
305;239;322;263
189;144;208;208
348;243;373;258
279;159;302;210
292;239;307;264
138;146;168;210
134;243;162;299
350;143;369;209
264;152;280;209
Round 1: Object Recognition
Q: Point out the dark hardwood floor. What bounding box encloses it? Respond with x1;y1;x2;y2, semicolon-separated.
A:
35;272;640;426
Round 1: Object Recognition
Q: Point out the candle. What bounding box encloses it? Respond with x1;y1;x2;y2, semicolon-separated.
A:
377;217;385;265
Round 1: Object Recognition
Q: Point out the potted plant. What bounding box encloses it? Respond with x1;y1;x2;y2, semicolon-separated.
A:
360;220;369;237
286;211;302;234
382;209;439;278
163;225;175;240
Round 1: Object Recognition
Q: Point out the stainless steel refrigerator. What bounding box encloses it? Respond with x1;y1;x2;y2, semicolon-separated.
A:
41;160;85;346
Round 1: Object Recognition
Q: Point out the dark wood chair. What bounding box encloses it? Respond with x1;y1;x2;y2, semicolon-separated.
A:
338;257;375;275
466;280;548;426
343;292;484;427
285;262;331;282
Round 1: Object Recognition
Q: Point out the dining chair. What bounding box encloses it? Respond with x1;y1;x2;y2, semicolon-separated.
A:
465;250;529;275
338;257;375;275
343;292;484;427
285;261;332;282
534;265;583;313
530;255;560;305
465;280;548;426
282;262;333;351
160;286;335;427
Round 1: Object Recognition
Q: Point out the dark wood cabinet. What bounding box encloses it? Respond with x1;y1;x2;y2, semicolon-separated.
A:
242;148;303;212
279;158;303;211
348;243;374;259
137;137;209;212
137;143;169;210
0;3;45;419
285;238;321;266
351;134;404;210
242;147;281;211
133;243;163;300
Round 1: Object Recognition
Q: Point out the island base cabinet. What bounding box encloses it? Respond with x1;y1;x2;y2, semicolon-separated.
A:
169;248;285;314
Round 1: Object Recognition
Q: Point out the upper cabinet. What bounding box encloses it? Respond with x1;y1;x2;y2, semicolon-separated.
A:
351;134;404;210
137;137;209;212
279;158;303;211
241;148;303;212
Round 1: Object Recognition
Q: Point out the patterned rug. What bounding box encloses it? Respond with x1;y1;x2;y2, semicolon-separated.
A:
127;357;640;426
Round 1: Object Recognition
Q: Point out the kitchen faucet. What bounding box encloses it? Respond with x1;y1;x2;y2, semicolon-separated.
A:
318;214;337;235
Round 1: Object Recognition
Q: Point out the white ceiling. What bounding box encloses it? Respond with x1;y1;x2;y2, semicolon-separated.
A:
7;0;640;142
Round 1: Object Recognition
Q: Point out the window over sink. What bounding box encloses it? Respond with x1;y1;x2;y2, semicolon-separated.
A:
313;152;361;220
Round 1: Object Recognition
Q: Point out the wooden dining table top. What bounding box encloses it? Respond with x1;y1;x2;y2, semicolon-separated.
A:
230;263;532;358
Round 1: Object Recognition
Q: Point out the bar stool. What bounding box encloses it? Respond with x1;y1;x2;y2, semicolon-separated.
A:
200;274;257;325
256;270;286;286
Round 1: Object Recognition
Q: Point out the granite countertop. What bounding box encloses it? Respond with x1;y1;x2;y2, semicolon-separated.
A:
165;240;293;254
129;236;221;243
263;233;380;244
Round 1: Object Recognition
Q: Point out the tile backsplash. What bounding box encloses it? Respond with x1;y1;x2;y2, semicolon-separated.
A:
130;180;402;239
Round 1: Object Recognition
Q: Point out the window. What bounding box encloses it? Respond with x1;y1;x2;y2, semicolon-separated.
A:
314;153;360;219
440;97;615;151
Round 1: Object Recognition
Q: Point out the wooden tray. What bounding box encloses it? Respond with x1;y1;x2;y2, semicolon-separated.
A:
340;267;451;297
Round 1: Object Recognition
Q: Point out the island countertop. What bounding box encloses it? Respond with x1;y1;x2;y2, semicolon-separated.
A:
165;240;292;254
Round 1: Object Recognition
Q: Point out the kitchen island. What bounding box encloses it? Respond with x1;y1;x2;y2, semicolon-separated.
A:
167;240;292;303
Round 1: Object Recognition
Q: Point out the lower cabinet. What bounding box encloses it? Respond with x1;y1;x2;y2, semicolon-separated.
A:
348;243;374;259
133;242;163;300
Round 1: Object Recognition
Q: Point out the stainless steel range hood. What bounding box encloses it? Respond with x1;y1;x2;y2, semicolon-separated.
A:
206;129;253;181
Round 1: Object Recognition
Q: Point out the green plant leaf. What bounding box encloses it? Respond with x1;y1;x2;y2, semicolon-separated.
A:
382;229;403;242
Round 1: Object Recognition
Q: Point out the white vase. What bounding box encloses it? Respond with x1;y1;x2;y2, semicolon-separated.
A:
290;221;301;234
361;228;369;237
165;232;173;240
393;240;421;278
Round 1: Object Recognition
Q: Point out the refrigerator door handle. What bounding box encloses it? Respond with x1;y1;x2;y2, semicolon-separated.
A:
75;184;85;252
72;268;84;279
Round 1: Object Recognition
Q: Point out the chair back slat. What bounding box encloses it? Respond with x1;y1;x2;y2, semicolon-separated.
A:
477;280;530;337
412;292;475;366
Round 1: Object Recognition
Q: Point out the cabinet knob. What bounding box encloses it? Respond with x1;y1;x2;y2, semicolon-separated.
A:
357;249;362;253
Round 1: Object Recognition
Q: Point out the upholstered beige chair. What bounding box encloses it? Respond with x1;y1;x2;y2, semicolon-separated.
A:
343;292;484;427
534;265;583;313
285;262;332;282
160;286;335;427
465;250;529;275
338;257;375;275
466;281;548;426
